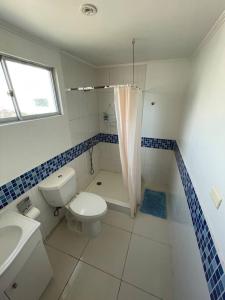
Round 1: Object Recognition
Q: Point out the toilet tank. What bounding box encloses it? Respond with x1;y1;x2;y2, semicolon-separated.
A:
38;167;77;207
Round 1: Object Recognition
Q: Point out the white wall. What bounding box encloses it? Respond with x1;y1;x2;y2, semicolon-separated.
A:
60;51;100;197
0;27;72;186
142;59;190;189
61;52;99;145
178;18;225;263
0;26;72;237
0;28;99;239
143;59;190;139
168;157;210;300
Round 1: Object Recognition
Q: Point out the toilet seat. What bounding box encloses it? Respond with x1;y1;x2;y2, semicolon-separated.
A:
69;192;107;220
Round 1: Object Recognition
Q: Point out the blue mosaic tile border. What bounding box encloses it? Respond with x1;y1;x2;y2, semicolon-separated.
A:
174;142;225;300
0;133;185;209
141;137;175;150
98;133;119;144
0;134;99;209
99;133;176;150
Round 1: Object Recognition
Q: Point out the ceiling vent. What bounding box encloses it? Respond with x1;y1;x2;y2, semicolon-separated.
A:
81;4;98;16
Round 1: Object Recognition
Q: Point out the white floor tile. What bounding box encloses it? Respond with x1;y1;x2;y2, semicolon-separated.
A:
103;209;134;232
123;234;172;300
60;261;120;300
40;246;78;300
46;219;89;258
118;282;158;300
133;212;169;245
81;224;131;278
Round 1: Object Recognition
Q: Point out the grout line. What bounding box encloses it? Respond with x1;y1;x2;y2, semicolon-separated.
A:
79;260;122;281
133;211;172;247
131;231;172;248
44;216;65;242
102;219;133;233
121;279;163;300
57;237;91;300
45;243;80;259
116;230;133;300
123;219;165;300
121;232;132;279
79;237;90;258
57;258;79;300
44;220;91;300
46;213;171;300
116;281;122;300
135;232;172;247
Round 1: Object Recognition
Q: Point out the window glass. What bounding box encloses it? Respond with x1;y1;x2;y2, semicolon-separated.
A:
0;63;17;119
6;60;58;117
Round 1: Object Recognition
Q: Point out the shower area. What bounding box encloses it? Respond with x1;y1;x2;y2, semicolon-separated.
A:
84;87;128;212
85;84;140;214
62;39;145;216
86;87;128;210
82;63;148;216
65;59;177;220
86;170;130;210
65;49;185;217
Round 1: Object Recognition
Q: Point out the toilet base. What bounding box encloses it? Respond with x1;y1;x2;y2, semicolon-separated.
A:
82;220;102;237
65;210;102;237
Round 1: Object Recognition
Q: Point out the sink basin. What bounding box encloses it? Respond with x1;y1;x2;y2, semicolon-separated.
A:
0;225;22;269
0;211;52;299
0;211;40;279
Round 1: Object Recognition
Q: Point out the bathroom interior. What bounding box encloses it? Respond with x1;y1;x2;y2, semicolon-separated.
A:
0;1;225;300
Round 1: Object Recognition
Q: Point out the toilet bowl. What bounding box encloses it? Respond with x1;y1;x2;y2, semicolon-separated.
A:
38;167;107;237
67;192;107;236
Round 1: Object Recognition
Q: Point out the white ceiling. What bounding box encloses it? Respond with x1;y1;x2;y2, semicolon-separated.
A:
0;0;224;66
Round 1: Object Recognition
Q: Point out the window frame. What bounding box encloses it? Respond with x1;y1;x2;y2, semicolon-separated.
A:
0;54;62;124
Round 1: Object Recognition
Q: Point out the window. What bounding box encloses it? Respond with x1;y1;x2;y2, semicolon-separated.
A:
0;55;61;123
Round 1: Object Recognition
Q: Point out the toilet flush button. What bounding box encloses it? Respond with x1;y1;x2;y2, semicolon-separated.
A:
211;187;222;209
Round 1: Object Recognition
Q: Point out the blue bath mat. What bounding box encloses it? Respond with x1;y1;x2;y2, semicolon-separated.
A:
140;189;167;219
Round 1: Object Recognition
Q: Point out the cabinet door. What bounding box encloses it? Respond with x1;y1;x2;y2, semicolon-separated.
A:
5;242;52;300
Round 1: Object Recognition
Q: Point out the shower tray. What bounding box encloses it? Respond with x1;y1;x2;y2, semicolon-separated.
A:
85;170;130;215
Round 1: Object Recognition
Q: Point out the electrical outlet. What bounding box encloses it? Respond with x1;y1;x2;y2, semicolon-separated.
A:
211;187;222;209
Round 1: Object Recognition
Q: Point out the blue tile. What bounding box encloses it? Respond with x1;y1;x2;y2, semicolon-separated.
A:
175;145;225;299
0;134;99;211
100;133;176;150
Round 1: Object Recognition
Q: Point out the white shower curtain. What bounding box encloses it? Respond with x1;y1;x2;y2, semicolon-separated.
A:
114;86;143;217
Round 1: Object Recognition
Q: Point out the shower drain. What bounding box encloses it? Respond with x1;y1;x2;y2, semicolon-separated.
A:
81;4;98;16
96;181;102;186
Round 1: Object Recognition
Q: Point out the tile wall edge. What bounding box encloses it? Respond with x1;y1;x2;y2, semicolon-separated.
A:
174;142;225;300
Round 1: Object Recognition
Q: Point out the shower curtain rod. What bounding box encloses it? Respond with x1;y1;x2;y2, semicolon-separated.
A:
66;84;139;92
66;39;138;92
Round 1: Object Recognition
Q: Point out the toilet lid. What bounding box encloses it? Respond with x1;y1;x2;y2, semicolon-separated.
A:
69;192;107;217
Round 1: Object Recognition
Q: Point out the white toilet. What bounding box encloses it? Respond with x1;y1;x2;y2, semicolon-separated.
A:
38;166;107;237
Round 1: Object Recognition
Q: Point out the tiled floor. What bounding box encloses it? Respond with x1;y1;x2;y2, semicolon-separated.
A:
41;210;172;300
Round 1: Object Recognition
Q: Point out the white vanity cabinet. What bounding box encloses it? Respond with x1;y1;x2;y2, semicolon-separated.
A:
4;241;52;300
0;212;52;300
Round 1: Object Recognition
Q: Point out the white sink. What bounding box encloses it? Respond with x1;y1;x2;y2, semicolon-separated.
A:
0;226;22;271
0;211;52;300
0;211;40;279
